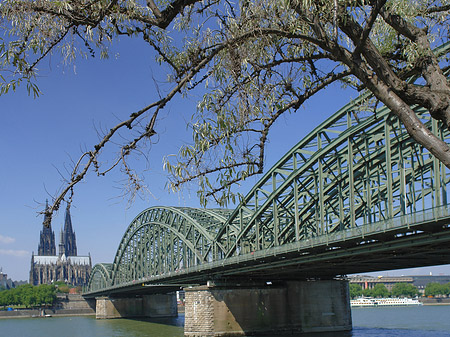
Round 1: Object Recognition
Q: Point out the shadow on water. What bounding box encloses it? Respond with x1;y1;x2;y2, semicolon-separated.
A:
243;332;352;337
125;314;356;337
126;314;185;328
122;314;354;337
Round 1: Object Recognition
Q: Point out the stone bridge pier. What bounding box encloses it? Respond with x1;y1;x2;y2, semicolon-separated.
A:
96;293;177;319
184;279;352;336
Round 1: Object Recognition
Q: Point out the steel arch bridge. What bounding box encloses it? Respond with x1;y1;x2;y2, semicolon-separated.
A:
85;86;450;297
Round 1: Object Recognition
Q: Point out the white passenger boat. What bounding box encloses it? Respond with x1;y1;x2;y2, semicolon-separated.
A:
351;297;423;307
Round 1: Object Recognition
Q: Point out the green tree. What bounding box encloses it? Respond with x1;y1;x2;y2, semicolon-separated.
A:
9;287;20;307
36;284;56;307
368;284;390;298
0;287;17;308
2;1;450;211
0;284;57;308
349;284;363;299
445;283;450;296
0;290;8;308
18;284;36;308
425;282;449;297
391;283;418;298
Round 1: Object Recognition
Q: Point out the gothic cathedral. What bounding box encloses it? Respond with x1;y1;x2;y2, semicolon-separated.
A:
29;202;92;286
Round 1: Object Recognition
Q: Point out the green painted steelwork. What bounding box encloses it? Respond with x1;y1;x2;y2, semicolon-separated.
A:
109;207;233;286
87;263;112;292
213;103;450;260
85;53;450;296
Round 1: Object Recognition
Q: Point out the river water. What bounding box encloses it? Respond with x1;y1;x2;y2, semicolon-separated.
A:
1;305;450;337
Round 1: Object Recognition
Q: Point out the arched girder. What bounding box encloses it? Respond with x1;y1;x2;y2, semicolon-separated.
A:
177;207;237;235
86;263;112;293
216;92;450;258
213;92;379;243
110;206;230;286
85;45;450;293
266;118;438;246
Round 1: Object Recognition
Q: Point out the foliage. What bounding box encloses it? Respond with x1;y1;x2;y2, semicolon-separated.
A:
53;281;67;287
425;282;450;297
54;281;78;293
363;283;390;298
391;283;419;298
0;284;56;309
2;1;450;213
349;283;363;299
57;284;70;294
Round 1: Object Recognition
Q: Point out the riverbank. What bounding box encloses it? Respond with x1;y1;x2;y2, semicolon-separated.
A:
0;294;95;319
2;295;445;320
420;297;450;305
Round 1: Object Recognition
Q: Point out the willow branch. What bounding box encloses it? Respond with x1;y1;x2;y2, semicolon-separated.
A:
353;0;387;57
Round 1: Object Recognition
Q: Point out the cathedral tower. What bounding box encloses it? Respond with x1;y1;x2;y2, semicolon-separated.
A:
37;200;56;256
59;205;77;256
31;202;91;286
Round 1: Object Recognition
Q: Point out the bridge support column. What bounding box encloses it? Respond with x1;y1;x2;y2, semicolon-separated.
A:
95;297;143;319
184;280;351;336
95;293;177;319
142;293;177;317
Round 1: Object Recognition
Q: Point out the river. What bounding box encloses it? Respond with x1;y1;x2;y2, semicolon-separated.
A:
1;305;450;336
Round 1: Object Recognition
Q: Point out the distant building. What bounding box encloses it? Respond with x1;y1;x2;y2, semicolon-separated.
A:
29;202;92;286
350;275;414;292
349;274;450;293
409;275;450;293
0;269;24;289
0;270;11;289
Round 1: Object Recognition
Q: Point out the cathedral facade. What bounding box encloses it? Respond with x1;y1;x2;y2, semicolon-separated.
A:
29;202;92;286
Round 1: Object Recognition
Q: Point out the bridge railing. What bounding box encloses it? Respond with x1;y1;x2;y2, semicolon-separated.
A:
180;204;450;272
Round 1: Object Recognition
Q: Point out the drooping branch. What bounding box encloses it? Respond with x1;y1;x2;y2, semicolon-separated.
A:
353;0;387;57
45;22;305;219
4;0;450;214
166;63;351;205
43;32;231;223
26;24;73;74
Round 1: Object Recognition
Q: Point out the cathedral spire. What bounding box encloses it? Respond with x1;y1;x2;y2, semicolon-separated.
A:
58;227;64;257
60;203;77;256
37;200;56;256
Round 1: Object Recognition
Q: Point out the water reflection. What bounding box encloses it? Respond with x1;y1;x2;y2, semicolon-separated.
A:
275;332;352;337
1;306;450;337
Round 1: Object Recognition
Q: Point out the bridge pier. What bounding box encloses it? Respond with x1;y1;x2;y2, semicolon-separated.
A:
184;279;351;336
95;293;177;319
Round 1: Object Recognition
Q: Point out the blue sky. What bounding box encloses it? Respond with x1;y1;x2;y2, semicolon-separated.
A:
1;37;450;281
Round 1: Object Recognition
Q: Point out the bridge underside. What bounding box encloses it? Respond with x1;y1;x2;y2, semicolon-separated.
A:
207;223;450;281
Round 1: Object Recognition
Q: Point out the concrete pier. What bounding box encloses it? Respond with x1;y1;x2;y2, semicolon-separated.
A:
184;280;351;336
96;293;177;319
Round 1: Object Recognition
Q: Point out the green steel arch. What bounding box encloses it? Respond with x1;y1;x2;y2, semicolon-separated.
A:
85;50;450;293
214;94;450;259
86;263;112;292
109;206;233;286
86;96;450;293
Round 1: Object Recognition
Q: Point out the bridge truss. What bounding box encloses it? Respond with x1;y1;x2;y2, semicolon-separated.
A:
86;74;450;297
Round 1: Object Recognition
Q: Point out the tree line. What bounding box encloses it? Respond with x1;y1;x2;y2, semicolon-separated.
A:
0;284;56;309
350;282;450;299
